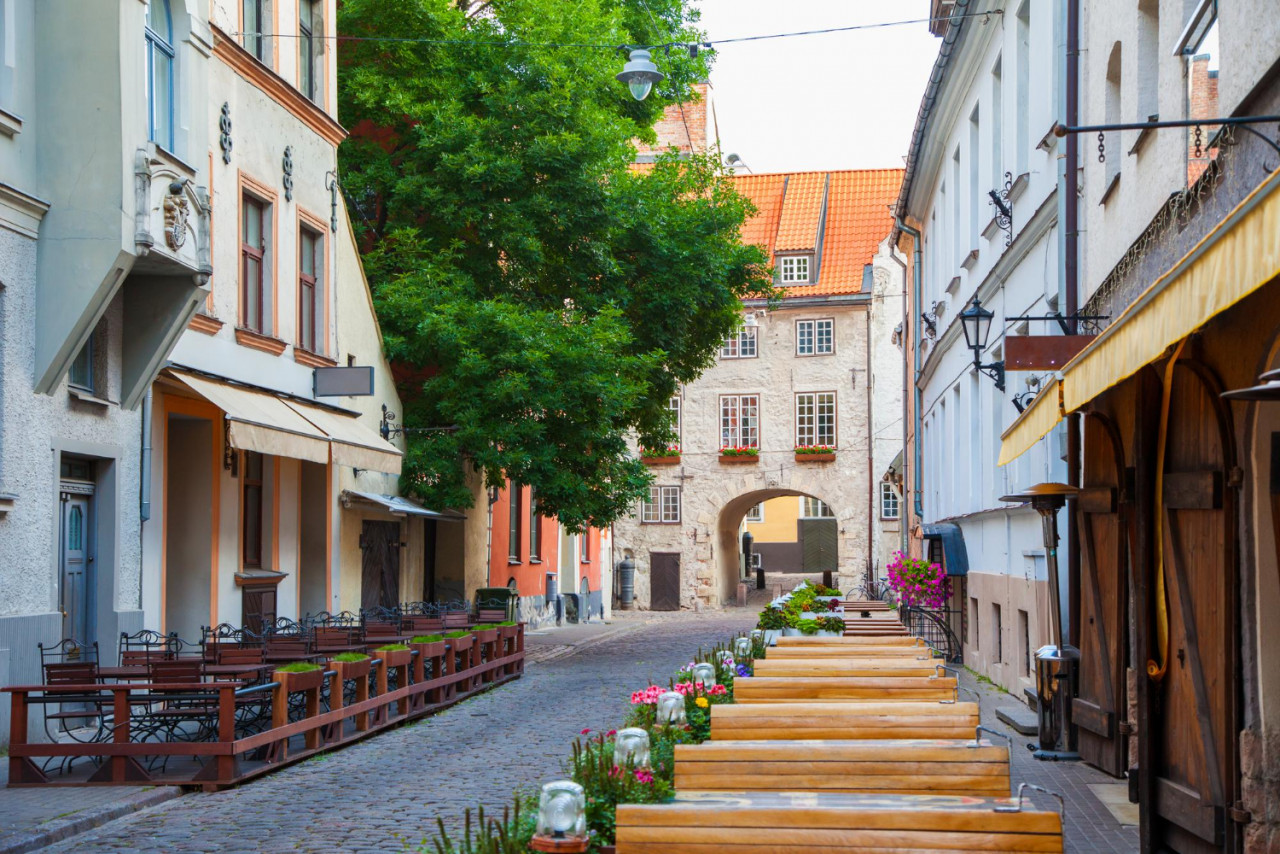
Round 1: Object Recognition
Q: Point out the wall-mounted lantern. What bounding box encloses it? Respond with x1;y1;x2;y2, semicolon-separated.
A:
959;296;1006;392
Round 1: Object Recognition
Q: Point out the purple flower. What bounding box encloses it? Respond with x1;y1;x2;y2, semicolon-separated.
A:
736;664;751;678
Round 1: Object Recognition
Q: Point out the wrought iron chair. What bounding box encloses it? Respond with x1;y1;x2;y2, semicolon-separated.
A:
118;629;171;667
37;640;108;772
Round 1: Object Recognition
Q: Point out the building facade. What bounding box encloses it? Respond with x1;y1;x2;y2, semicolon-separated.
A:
614;168;904;610
894;0;1069;696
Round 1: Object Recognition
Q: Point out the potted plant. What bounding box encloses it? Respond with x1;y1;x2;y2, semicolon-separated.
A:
794;444;836;462
444;629;475;684
719;445;759;463
374;643;412;669
471;623;500;647
328;651;372;681
794;618;821;637
817;616;846;637
640;443;681;465
756;606;786;645
274;660;326;693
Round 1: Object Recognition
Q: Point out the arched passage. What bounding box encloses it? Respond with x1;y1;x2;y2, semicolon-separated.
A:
715;488;852;604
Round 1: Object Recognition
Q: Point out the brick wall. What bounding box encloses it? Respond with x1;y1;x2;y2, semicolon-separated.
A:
1187;56;1220;185
633;83;709;156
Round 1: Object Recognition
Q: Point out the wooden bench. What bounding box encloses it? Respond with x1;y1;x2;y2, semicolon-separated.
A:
616;790;1063;853
735;675;957;703
776;636;923;647
766;645;936;659
753;657;945;678
672;738;1010;797
711;701;980;740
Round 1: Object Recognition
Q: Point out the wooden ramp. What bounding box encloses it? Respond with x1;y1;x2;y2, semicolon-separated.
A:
617;790;1063;852
765;644;935;659
711;701;980;740
673;738;1011;796
753;657;945;678
735;675;957;703
775;635;924;647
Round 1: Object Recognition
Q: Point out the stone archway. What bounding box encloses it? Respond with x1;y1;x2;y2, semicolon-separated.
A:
714;487;861;605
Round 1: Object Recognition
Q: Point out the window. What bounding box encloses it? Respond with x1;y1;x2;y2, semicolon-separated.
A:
970;597;980;650
991;55;1003;192
1104;42;1123;189
968;106;980;251
68;338;94;392
667;396;681;444
298;0;319;102
298;226;321;352
801;497;834;518
1136;0;1159;122
529;489;541;561
641;486;681;524
242;451;264;568
145;0;174;150
720;327;757;359
1015;1;1030;173
1019;609;1031;675
720;394;760;449
0;0;14;107
796;392;836;447
796;319;834;356
880;483;900;520
507;485;521;562
579;532;590;563
745;503;764;523
243;0;267;62
779;255;810;284
241;194;267;332
993;603;1003;663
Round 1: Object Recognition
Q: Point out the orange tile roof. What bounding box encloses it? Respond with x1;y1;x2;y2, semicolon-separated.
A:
733;168;903;297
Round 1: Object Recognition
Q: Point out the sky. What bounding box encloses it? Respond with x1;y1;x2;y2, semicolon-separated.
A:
692;1;943;174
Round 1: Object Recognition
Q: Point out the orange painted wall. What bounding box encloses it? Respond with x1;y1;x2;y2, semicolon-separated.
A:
487;479;605;597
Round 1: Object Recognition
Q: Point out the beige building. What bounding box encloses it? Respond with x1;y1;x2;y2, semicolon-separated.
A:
614;169;904;610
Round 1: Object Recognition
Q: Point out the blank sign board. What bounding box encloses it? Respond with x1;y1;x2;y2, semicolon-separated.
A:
314;366;374;397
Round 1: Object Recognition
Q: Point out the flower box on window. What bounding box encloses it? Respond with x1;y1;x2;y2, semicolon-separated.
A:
795;445;836;463
641;444;681;465
720;447;760;463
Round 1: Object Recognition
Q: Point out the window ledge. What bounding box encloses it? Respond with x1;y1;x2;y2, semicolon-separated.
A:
69;388;116;408
0;492;16;514
293;347;337;368
981;216;1002;242
0;107;24;138
960;248;980;271
1099;172;1121;206
1128;123;1158;157
529;558;542;565
1007;172;1031;203
945;276;961;296
1036;123;1059;153
235;327;288;356
507;558;522;566
188;313;224;336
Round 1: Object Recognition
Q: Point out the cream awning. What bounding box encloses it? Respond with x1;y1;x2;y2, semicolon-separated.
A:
1062;165;1280;413
997;378;1063;467
342;490;464;520
171;371;403;473
285;400;402;475
172;371;330;464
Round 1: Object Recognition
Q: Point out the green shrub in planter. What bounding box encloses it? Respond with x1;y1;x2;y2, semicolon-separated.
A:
756;606;786;631
276;661;323;673
331;652;370;663
443;630;472;639
375;643;410;652
808;598;829;613
794;618;820;636
820;616;846;633
411;634;445;643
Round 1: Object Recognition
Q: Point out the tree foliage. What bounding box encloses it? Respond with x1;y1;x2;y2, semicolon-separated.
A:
338;0;774;529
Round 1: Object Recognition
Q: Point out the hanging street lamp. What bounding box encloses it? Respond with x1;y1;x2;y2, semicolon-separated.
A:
617;48;664;101
959;296;1006;392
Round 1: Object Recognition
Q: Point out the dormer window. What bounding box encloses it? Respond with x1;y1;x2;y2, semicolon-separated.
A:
779;255;811;284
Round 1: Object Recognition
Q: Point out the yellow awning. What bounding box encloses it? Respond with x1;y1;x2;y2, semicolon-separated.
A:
285;400;402;475
998;378;1063;466
1062;165;1280;413
172;371;330;464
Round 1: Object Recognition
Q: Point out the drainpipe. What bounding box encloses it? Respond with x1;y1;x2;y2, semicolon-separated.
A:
895;216;925;528
1062;0;1083;702
140;389;152;522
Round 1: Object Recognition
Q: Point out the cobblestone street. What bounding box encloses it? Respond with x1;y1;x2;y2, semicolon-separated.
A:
38;611;754;854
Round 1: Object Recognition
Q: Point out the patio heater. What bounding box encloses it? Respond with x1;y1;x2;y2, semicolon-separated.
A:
1000;482;1080;761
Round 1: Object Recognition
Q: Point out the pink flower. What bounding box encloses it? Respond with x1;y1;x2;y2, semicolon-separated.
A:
609;764;622;778
635;768;654;784
580;728;591;735
606;729;617;736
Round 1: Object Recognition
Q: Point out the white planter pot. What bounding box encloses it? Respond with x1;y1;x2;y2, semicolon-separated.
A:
801;612;819;620
816;630;842;637
798;632;821;639
762;629;781;646
781;627;801;637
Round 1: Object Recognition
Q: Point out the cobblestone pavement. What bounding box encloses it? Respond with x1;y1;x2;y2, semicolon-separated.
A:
39;610;754;854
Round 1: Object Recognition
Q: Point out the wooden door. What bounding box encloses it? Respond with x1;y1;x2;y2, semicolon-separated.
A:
800;518;837;572
242;586;277;636
1152;361;1239;854
361;521;401;610
1074;413;1129;777
59;488;94;646
649;552;680;611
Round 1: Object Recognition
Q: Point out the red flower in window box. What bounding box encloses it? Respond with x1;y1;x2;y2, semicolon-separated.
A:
795;445;836;462
720;446;759;462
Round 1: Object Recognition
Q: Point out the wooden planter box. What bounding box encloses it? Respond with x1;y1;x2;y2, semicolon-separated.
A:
449;634;475;670
328;656;372;682
472;627;499;647
641;455;681;465
274;667;325;694
408;639;446;665
375;647;412;669
795;453;836;462
719;454;759;464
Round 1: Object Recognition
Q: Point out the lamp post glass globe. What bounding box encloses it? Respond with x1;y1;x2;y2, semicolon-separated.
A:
960;296;994;354
617;48;664;101
656;690;687;724
537;781;587;839
734;636;752;658
613;727;652;769
690;661;717;688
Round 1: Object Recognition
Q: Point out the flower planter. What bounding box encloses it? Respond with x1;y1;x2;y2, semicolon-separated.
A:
375;647;412;669
408;639;447;664
719;454;759;464
472;627;499;646
761;629;781;646
816;630;842;637
275;667;325;694
641;455;681;465
781;627;801;637
795;453;836;462
328;656;373;682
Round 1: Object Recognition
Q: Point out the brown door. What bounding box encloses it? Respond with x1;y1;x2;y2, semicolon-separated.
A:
1151;361;1239;854
1074;413;1129;777
649;552;680;611
242;586;277;636
361;521;401;610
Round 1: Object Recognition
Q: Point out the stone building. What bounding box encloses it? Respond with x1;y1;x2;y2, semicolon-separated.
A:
614;168;905;610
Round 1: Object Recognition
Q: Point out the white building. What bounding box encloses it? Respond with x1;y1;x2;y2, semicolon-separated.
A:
614;168;904;610
894;0;1070;695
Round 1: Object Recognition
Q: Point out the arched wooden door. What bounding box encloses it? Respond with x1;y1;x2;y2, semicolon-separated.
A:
1074;412;1128;777
1152;360;1240;854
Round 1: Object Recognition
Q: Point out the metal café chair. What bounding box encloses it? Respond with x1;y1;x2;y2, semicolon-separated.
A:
37;640;108;763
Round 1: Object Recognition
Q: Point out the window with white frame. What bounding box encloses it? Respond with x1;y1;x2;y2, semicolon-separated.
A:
796;392;836;447
796;319;834;356
298;0;321;102
243;0;270;62
667;396;681;442
880;482;900;519
145;0;175;151
745;503;764;523
779;255;810;284
720;327;757;359
641;486;681;524
720;394;760;449
801;497;835;518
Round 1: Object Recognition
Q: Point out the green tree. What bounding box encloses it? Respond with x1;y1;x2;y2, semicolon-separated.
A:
338;0;773;529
